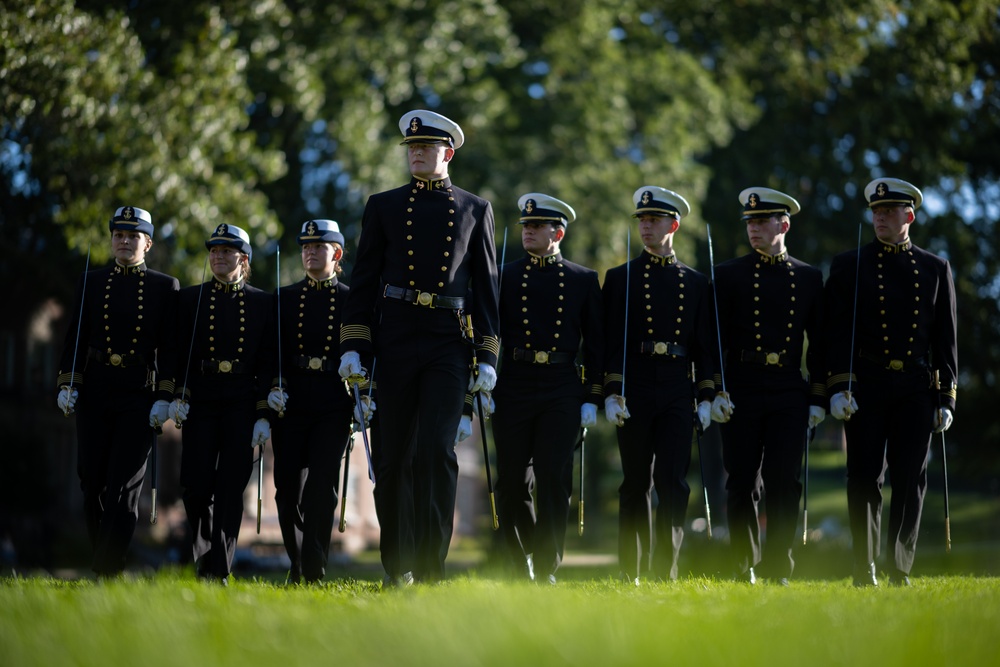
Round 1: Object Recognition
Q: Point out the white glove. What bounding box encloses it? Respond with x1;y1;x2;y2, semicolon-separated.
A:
455;414;473;443
468;363;497;393
267;388;288;413
473;391;495;418
57;387;79;414
934;407;953;433
711;392;735;423
338;351;362;380
354;395;377;426
604;394;630;426
169;399;190;424
830;391;858;420
696;400;712;432
581;403;597;428
149;400;170;428
251;418;271;448
808;406;826;429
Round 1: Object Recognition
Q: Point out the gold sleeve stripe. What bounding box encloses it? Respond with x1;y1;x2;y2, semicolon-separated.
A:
826;373;856;388
158;380;176;394
588;383;603;396
464;394;474;407
340;324;371;343
943;387;957;399
810;383;828;398
603;373;624;387
698;379;716;392
479;336;501;357
57;372;84;387
256;400;270;411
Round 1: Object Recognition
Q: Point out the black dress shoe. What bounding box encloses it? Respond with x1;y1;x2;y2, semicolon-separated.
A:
852;561;878;588
381;571;414;590
888;570;911;587
775;577;790;587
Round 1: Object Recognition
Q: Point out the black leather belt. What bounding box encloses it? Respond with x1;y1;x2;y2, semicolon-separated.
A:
201;360;250;374
739;350;790;367
88;348;148;369
507;348;575;365
635;341;687;357
859;349;929;372
292;355;338;372
383;285;465;309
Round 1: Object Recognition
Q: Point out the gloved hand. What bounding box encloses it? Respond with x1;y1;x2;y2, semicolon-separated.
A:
711;392;735;423
934;407;953;433
581;403;597;428
808;406;826;429
267;388;288;413
468;363;497;394
251;418;271;448
149;400;170;429
473;391;495;418
604;394;630;426
455;414;473;443
169;399;190;425
354;395;377;426
338;351;362;380
57;387;79;414
697;400;712;432
830;391;858;420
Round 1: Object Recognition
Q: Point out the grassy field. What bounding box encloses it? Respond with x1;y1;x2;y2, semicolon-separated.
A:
3;571;999;667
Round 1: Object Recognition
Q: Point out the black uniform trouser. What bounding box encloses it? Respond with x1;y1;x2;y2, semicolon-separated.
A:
75;376;152;575
845;363;934;575
492;364;580;578
616;362;693;580
373;306;468;580
720;379;808;579
272;408;352;582
180;398;255;579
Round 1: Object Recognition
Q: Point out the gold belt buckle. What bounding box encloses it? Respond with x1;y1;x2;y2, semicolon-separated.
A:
653;342;668;355
110;353;123;366
416;291;434;307
889;359;904;371
219;360;233;373
766;352;780;365
534;350;549;364
308;357;322;370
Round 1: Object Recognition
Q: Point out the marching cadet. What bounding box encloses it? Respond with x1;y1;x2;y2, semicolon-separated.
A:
825;178;957;587
56;205;179;577
268;220;358;585
169;224;275;584
711;187;826;585
338;109;500;587
490;193;604;585
602;187;716;583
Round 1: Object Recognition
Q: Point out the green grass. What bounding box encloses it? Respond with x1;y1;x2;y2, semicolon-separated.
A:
3;571;999;667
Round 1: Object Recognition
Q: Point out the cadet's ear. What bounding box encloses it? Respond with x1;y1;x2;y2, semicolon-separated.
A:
554;226;566;242
332;245;344;262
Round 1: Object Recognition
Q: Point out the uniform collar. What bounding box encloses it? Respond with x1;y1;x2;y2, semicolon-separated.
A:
879;238;912;254
307;275;338;290
642;249;677;266
528;251;562;267
411;175;452;191
113;260;147;275
754;248;788;265
212;276;246;293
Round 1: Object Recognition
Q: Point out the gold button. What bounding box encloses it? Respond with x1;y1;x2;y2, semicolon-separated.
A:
219;360;233;373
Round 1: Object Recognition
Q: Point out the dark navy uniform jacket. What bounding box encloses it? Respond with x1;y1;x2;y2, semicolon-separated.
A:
58;261;179;398
825;239;957;410
340;176;499;365
498;252;604;403
274;276;353;413
173;278;274;417
603;250;716;402
713;250;825;404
